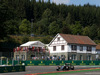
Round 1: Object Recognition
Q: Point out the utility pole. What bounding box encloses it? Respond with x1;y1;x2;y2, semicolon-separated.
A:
31;19;34;37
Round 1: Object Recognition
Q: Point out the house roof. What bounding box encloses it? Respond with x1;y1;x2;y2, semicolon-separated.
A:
59;33;96;46
96;45;100;50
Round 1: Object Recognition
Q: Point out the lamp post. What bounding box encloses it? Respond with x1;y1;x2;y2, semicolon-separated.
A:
31;19;34;37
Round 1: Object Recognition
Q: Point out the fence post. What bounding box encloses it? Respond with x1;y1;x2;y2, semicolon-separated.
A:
12;58;14;66
0;57;2;65
6;58;8;65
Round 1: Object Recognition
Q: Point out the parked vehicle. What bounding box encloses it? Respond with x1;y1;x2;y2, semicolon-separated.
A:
56;63;74;71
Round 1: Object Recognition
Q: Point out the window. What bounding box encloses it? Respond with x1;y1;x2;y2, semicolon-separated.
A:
53;46;56;51
71;45;77;50
87;55;91;60
87;46;92;51
80;46;83;51
16;55;19;60
61;45;64;50
61;55;65;60
72;54;76;60
80;55;83;60
31;55;35;59
53;55;57;57
21;55;25;60
57;37;60;41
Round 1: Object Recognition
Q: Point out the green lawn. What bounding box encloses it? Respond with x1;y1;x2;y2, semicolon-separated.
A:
39;68;100;75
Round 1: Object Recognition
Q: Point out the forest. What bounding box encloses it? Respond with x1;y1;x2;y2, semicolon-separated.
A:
0;0;100;44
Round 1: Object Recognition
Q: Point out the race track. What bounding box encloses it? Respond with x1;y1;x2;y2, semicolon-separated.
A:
0;66;100;75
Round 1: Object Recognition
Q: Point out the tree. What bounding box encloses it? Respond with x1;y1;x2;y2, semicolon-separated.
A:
65;13;72;25
4;20;19;34
49;21;60;35
21;36;29;44
19;19;31;34
61;26;71;34
42;8;52;20
0;0;15;39
70;21;82;35
88;24;98;39
36;18;49;35
83;26;90;36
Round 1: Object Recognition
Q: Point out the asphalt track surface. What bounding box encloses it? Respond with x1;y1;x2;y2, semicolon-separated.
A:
0;66;100;75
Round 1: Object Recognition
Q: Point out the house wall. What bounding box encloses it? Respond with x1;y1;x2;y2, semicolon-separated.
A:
96;50;100;54
48;34;96;60
96;50;100;60
48;34;68;53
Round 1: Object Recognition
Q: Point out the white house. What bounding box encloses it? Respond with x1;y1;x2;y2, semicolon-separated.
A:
48;33;97;60
96;45;100;60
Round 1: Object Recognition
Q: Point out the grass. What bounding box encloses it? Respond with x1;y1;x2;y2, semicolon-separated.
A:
39;68;100;75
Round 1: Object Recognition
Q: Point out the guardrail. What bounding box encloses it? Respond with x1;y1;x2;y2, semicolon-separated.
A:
0;60;100;66
0;65;25;73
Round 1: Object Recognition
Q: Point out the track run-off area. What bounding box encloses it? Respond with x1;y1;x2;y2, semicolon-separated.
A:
26;68;100;75
0;66;100;75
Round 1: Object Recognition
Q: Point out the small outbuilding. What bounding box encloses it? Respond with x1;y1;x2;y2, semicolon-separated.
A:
14;41;49;60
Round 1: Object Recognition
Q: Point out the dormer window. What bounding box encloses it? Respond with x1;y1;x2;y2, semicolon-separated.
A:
57;37;60;41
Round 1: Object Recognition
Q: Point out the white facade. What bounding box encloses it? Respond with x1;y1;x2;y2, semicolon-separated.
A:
48;34;96;54
97;51;100;54
48;33;96;60
48;34;68;53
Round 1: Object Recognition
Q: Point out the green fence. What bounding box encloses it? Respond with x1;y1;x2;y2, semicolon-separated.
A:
24;60;100;66
0;66;25;73
0;60;100;66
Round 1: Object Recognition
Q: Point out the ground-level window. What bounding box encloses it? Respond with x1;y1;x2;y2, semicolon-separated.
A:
53;55;57;57
21;55;25;60
61;55;65;60
80;55;83;60
61;45;64;50
87;55;91;60
71;54;76;60
16;55;19;60
31;55;35;59
53;46;56;51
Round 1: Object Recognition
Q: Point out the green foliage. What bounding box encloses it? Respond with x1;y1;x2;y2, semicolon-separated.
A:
3;36;17;43
21;36;29;44
70;21;82;35
61;26;71;34
49;21;60;35
42;8;52;19
4;20;19;34
19;19;31;34
83;26;90;36
1;0;100;43
40;36;53;44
